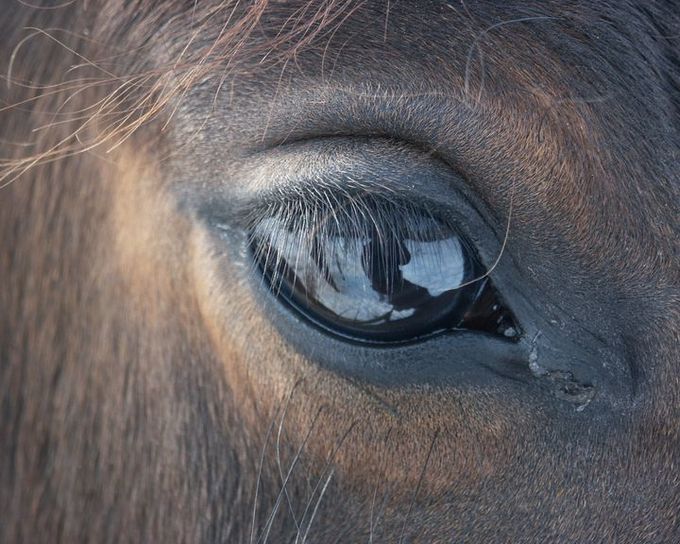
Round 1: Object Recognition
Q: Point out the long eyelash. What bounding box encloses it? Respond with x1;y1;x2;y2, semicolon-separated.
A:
246;185;449;297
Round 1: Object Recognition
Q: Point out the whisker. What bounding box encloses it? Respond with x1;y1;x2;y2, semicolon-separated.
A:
299;468;335;544
296;420;358;543
368;426;394;544
397;428;440;544
464;16;558;105
275;379;307;534
249;414;280;544
258;405;325;544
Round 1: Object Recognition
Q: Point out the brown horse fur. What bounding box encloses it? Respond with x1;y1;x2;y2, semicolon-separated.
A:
1;1;679;542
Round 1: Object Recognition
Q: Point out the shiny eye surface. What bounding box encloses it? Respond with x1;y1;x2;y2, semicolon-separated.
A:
249;191;518;345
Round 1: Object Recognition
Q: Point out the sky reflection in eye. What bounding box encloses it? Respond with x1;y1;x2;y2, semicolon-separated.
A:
253;214;472;329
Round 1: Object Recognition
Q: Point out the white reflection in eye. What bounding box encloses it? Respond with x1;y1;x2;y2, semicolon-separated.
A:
400;238;465;297
316;236;394;321
258;219;394;322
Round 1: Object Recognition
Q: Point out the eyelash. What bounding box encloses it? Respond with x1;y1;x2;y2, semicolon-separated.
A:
247;189;451;293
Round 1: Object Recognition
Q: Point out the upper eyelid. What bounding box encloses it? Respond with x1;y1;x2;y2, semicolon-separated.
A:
241;184;480;264
232;136;474;218
242;136;458;192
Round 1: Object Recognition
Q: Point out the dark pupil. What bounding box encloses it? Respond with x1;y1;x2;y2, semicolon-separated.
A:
252;211;486;343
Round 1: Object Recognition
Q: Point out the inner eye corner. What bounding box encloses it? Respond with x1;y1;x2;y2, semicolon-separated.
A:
247;188;521;346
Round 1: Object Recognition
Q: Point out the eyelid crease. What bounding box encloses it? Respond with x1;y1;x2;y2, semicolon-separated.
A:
235;135;467;208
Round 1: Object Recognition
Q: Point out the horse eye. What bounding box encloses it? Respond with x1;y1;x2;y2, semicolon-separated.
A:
249;193;519;344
